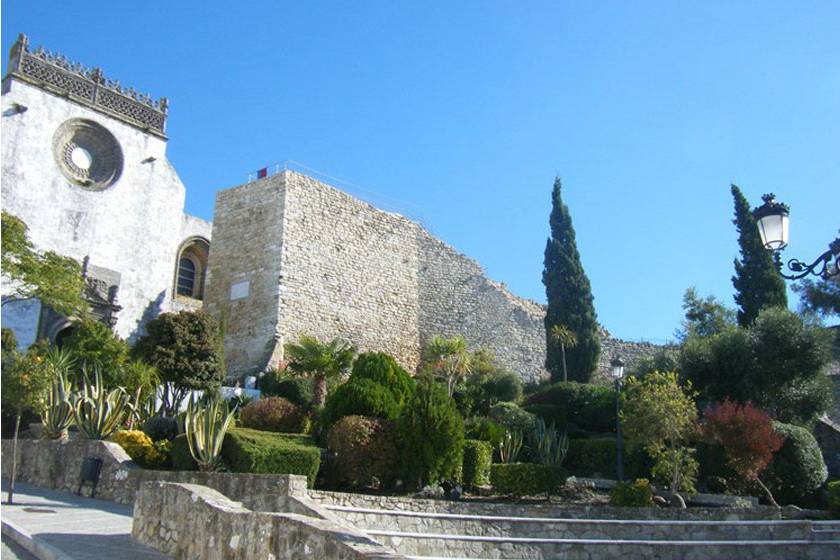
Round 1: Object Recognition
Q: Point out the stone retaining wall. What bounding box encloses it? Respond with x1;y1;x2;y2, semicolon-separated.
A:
132;481;404;559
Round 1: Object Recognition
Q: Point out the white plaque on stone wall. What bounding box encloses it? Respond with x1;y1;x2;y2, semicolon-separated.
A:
230;280;250;301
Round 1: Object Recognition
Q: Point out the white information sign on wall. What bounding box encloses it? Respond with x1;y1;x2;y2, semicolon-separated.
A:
230;280;250;301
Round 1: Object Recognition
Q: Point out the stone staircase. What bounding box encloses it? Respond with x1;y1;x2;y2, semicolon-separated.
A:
324;504;840;560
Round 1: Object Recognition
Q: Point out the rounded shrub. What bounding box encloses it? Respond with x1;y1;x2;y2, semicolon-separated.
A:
524;381;615;433
326;415;398;490
483;371;523;404
610;479;654;507
259;370;314;407
397;376;464;487
462;439;492;487
488;402;537;434
763;421;828;505
112;430;154;464
240;397;308;433
464;417;505;448
490;463;568;497
322;378;400;429
142;415;179;442
350;352;415;404
171;433;197;471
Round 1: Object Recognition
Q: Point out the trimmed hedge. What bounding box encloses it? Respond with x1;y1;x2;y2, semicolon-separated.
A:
488;402;537;434
490;463;567;497
170;428;320;486
322;378;400;429
564;438;650;479
326;415;398;490
828;480;840;518
524;381;615;433
462;439;492;487
610;478;654;507
763;421;828;505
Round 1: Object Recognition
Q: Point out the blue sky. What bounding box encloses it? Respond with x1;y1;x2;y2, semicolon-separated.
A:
3;2;838;342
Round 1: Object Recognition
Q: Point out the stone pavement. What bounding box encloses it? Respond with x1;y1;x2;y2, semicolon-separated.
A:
0;481;169;560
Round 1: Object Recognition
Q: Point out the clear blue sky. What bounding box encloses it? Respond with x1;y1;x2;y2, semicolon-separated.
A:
3;1;838;342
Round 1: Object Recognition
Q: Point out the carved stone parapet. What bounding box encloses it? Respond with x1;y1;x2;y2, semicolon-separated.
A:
5;33;168;137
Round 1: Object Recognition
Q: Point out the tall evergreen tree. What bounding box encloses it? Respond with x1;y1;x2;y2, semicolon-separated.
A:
730;185;787;327
542;177;599;382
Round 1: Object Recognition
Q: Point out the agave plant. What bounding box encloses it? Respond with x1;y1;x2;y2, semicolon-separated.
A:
184;397;234;471
41;368;76;439
499;430;524;463
73;369;130;439
530;418;569;466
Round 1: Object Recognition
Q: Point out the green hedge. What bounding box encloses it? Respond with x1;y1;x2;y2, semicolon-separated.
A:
462;440;492;487
170;428;320;486
350;352;415;405
490;463;567;497
524;381;615;433
610;478;653;507
322;378;400;429
828;480;840;518
564;438;650;479
763;422;828;505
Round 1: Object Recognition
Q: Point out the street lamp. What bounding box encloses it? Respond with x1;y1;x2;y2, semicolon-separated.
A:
752;193;840;280
610;356;625;482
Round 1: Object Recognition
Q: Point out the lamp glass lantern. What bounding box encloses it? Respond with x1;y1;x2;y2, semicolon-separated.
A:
752;194;790;251
610;357;625;381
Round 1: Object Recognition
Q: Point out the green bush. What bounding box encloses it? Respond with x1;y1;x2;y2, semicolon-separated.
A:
610;478;654;507
142;415;179;441
490;463;567;497
464;417;505;448
240;397;309;433
326;415;398;490
488;402;537;434
524;381;615;433
259;370;313;408
462;439;492;487
565;438;650;479
322;378;400;429
397;376;464;486
223;427;320;486
828;480;840;518
350;352;415;405
171;433;197;471
763;422;828;505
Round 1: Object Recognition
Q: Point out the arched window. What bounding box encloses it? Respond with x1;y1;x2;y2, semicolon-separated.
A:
177;257;196;297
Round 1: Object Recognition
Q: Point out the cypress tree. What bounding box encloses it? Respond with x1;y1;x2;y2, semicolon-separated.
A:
731;185;787;327
542;177;600;382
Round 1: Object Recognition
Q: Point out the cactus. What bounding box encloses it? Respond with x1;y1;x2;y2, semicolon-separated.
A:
499;430;524;463
184;397;234;471
41;368;75;439
530;417;569;466
73;369;130;439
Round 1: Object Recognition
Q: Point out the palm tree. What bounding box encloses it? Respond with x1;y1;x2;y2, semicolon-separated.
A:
284;335;356;407
550;324;577;382
422;335;472;397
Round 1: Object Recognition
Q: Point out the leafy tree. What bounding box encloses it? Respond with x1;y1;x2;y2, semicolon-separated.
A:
701;400;785;507
549;324;577;382
1;211;87;317
422;335;472;397
621;372;699;507
543;177;600;382
2;344;53;503
794;276;840;320
677;287;736;340
132;311;224;416
397;375;465;487
284;335;356;407
62;319;129;384
730;186;787;327
681;307;832;425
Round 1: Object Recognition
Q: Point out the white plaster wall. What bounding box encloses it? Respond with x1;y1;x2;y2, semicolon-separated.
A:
1;78;191;342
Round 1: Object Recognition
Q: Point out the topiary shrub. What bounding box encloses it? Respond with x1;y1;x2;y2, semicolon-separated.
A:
240;397;309;433
610;478;654;507
524;381;615;433
350;352;415;405
828;480;840;518
111;430;154;465
259;370;314;407
397;376;464;487
464;417;505;448
142;415;179;442
763;421;828;505
322;378;400;429
462;439;492;487
489;402;537;434
490;463;567;497
326;415;398;490
222;427;321;486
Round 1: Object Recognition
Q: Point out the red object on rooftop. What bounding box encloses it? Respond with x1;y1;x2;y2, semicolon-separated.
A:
257;167;268;179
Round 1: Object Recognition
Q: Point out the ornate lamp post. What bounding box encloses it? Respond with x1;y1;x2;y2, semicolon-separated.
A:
611;356;626;481
752;194;840;280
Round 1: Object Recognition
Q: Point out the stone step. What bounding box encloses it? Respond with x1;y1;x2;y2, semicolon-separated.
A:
328;505;820;542
369;530;840;560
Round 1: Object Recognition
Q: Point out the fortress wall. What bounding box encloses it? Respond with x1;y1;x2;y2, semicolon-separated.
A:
204;176;287;375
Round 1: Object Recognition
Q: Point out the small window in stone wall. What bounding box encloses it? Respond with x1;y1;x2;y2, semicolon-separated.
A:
177;257;196;297
174;237;209;301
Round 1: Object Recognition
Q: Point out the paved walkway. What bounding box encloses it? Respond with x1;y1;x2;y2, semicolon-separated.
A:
1;481;168;560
